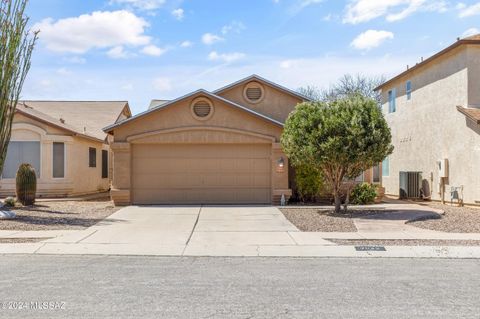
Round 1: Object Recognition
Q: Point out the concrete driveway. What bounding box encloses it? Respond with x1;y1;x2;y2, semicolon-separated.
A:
38;205;301;256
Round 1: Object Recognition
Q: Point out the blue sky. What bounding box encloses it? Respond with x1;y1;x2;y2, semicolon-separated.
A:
23;0;480;114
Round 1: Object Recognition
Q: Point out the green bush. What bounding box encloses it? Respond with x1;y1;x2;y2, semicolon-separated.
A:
3;197;15;207
15;163;37;206
350;183;377;205
295;165;323;202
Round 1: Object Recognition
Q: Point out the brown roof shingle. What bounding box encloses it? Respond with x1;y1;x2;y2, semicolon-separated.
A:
19;101;130;140
457;106;480;124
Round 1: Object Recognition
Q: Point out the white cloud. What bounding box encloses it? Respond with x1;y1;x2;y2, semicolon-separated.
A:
109;0;165;11
121;83;134;91
141;45;167;56
107;46;129;59
153;77;172;91
63;56;86;64
208;51;246;63
458;2;480;17
33;11;151;54
221;21;246;35
180;40;193;48
280;60;296;69
202;33;224;45
462;27;480;38
56;68;71;75
351;30;394;50
171;8;184;20
343;0;448;24
299;0;323;9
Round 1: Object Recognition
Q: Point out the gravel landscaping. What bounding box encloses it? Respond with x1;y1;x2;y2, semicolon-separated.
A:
0;199;120;231
280;208;388;232
408;202;480;233
328;239;480;246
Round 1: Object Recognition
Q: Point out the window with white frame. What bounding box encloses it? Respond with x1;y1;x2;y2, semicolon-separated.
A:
388;89;396;113
406;81;412;101
382;157;390;177
52;142;65;178
2;141;41;178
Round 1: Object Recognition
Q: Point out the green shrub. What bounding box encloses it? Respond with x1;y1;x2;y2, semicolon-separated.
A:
295;165;323;202
3;197;15;207
15;163;37;206
350;183;377;205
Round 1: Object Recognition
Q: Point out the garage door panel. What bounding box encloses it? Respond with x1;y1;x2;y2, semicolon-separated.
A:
132;144;271;204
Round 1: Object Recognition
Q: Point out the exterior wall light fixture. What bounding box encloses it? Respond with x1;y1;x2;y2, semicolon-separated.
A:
277;157;285;172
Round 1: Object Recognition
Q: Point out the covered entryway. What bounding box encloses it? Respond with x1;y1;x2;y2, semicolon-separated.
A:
131;144;271;204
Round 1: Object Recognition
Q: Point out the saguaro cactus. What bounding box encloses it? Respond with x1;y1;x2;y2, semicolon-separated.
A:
16;163;37;206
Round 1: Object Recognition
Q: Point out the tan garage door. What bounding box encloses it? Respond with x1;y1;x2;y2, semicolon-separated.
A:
132;144;271;204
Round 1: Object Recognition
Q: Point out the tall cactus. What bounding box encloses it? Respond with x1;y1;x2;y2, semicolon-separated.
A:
16;163;37;206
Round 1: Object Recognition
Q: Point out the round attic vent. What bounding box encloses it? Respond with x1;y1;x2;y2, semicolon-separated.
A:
191;97;214;120
243;81;265;104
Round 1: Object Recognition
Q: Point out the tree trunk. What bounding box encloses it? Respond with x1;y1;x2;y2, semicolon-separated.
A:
334;193;341;214
344;190;350;213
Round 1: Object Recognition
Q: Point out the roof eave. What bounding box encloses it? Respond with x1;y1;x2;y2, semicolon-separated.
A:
375;39;480;92
102;89;284;133
16;108;105;143
213;74;312;102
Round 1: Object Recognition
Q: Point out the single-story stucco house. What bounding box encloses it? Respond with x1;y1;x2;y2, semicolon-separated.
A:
104;75;381;206
376;34;480;205
0;101;131;198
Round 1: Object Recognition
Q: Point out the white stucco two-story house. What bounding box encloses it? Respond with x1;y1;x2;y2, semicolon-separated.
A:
376;34;480;205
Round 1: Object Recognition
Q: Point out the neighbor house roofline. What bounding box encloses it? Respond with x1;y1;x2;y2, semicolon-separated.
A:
213;74;312;102
16;103;105;143
375;36;480;91
457;105;480;124
103;89;285;133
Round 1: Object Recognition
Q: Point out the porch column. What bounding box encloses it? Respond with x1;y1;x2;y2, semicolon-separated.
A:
110;142;131;206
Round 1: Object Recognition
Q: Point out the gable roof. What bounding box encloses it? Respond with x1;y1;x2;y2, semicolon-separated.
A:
213;74;312;101
19;100;130;141
103;89;284;133
375;34;480;91
457;106;480;124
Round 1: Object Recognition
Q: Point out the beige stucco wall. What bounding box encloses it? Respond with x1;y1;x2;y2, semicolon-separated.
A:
110;92;291;205
0;114;110;197
217;82;303;123
380;45;480;204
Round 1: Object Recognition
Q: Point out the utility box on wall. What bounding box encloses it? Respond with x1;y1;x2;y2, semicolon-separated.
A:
437;159;449;178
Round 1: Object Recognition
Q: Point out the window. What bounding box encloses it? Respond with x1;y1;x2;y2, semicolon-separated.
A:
53;142;65;178
102;150;108;179
89;147;96;167
2;141;40;178
373;164;380;183
388;89;396;113
382;157;390;177
354;172;364;182
406;81;412;101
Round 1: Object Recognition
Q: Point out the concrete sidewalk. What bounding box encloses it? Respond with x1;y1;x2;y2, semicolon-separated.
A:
0;204;480;258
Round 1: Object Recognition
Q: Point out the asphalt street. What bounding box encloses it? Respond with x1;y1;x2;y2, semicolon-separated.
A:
0;255;479;318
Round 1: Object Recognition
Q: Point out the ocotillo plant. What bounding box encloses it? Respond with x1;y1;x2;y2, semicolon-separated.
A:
0;0;37;177
15;163;36;206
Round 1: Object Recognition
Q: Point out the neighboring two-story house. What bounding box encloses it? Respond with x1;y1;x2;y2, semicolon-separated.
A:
376;35;480;205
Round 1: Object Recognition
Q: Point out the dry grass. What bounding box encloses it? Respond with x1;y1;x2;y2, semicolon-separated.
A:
1;199;120;231
408;202;480;233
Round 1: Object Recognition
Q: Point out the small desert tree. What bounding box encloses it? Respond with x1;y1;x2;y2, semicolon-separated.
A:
298;74;385;104
0;0;37;176
281;95;393;213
